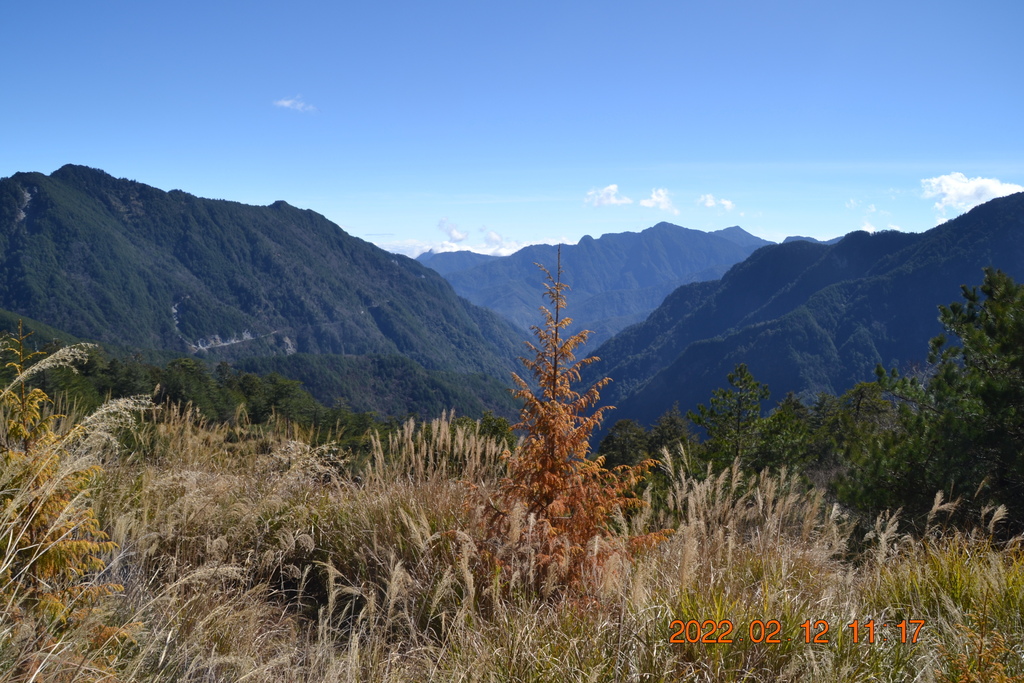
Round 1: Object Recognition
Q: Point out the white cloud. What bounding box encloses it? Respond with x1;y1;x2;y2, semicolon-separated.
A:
437;217;467;243
640;188;679;214
698;193;735;211
378;235;548;258
273;95;317;113
376;239;437;257
845;199;859;210
375;222;556;258
921;172;1024;214
887;224;902;231
861;220;876;234
477;235;534;256
584;184;633;206
474;228;529;255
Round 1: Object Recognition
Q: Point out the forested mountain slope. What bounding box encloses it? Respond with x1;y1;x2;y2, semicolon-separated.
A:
585;192;1024;427
0;165;521;375
0;165;527;417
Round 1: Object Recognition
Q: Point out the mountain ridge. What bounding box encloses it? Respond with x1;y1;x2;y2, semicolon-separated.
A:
427;221;772;346
584;192;1024;429
0;164;524;416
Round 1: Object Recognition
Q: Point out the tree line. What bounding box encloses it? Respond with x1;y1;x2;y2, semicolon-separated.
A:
597;267;1024;533
10;267;1023;534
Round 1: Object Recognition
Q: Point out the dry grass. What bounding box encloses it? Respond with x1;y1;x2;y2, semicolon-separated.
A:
3;402;1023;681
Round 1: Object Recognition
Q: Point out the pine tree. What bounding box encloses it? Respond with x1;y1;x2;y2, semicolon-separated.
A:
486;249;667;590
689;362;769;470
841;268;1024;526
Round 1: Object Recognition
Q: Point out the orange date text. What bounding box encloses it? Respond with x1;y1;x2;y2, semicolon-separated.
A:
668;619;926;644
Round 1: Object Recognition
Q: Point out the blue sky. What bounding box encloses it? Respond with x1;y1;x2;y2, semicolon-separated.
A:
3;0;1022;256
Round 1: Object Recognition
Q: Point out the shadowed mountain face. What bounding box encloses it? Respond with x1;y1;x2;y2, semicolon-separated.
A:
425;222;771;347
584;192;1024;429
0;165;523;396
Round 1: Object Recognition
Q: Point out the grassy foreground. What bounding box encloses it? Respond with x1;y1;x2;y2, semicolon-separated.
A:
2;399;1023;682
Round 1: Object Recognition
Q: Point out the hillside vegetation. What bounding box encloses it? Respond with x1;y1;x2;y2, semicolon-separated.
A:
588;192;1024;428
2;264;1023;681
0;165;527;417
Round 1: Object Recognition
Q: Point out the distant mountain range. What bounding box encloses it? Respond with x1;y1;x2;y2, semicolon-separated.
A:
582;192;1024;429
419;223;772;347
6;164;1020;429
783;235;844;245
0;165;522;416
416;250;498;276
